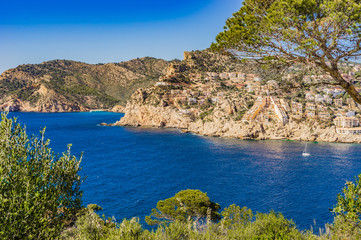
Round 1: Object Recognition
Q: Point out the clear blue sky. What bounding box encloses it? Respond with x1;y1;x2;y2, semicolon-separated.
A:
0;0;241;74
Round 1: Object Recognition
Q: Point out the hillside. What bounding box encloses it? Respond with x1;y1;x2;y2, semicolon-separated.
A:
115;50;361;143
0;57;170;112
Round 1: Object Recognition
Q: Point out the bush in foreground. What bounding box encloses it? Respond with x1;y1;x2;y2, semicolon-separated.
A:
0;113;84;239
65;177;361;240
331;174;361;239
64;191;309;239
145;189;221;226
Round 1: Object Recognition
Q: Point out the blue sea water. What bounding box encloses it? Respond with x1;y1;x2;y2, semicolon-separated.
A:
4;111;361;231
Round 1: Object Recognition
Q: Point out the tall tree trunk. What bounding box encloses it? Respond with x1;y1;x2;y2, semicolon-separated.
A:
339;80;361;105
328;68;361;105
206;207;212;225
187;216;192;231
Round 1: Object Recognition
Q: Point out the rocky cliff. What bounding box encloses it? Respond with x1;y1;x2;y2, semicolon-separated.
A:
0;58;170;112
114;50;361;143
115;88;361;143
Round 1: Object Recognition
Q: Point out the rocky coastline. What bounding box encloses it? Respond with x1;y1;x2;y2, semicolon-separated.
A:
0;102;125;113
112;91;361;144
109;50;361;144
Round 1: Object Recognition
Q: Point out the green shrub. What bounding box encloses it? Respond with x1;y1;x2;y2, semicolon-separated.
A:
240;211;304;240
62;205;145;240
331;173;361;239
0;113;84;239
199;108;214;120
61;205;109;240
220;204;253;229
145;189;221;226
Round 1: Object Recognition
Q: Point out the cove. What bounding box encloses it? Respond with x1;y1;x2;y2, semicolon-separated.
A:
5;111;361;230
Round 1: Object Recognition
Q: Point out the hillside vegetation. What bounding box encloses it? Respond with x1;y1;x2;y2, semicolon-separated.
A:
0;58;170;112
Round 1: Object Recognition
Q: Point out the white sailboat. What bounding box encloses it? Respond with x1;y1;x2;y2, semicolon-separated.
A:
302;143;311;157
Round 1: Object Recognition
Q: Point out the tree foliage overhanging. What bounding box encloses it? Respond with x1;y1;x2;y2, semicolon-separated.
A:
211;0;361;103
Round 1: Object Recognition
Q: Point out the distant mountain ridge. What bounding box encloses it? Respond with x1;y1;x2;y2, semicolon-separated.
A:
0;57;171;112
